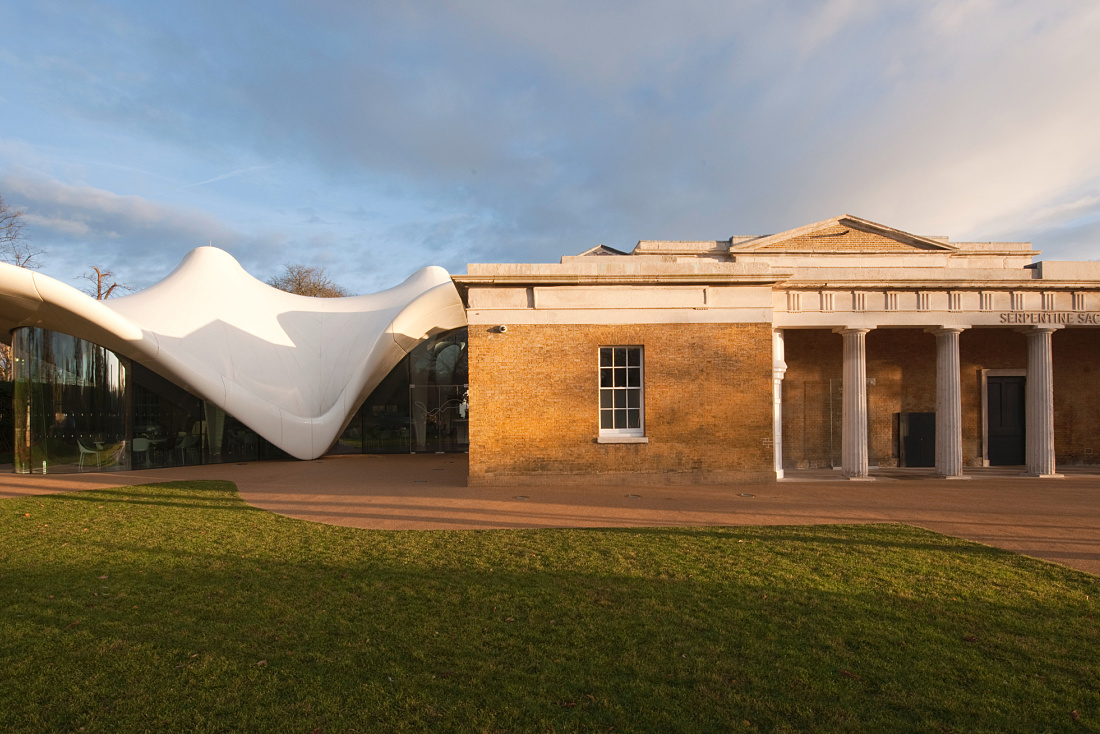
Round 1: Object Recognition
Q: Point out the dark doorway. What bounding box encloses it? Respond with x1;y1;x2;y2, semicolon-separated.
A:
988;376;1026;465
900;412;936;467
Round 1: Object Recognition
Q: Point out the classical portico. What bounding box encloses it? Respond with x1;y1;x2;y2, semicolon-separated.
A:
759;216;1099;479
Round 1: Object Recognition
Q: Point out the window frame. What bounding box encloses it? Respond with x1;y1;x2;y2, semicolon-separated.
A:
597;345;646;440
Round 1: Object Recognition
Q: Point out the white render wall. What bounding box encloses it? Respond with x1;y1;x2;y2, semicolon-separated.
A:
0;247;467;459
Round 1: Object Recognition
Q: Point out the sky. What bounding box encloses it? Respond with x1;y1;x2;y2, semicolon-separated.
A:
2;0;1100;295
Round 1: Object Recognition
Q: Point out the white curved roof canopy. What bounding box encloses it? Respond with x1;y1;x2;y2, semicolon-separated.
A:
0;247;467;459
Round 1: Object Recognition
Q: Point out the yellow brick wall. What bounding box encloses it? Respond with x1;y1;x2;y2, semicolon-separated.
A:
468;323;775;484
1053;329;1100;463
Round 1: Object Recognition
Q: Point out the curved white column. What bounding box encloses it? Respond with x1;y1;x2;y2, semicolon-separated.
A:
1024;326;1063;478
838;327;872;480
0;247;467;460
932;327;969;479
772;329;787;480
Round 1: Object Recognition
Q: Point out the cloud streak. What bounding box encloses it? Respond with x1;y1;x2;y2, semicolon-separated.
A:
0;0;1098;294
182;165;277;189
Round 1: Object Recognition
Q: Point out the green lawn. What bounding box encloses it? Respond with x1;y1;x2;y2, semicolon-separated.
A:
1;482;1097;733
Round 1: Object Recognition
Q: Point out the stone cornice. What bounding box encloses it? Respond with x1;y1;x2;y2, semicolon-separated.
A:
733;249;1041;258
775;281;1087;290
454;272;789;302
455;273;786;285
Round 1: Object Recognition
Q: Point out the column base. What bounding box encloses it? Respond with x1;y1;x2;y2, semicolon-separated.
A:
844;476;875;482
934;474;972;480
775;469;785;479
1019;472;1065;479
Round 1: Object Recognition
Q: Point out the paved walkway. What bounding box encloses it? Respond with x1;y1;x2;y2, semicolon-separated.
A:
2;455;1098;576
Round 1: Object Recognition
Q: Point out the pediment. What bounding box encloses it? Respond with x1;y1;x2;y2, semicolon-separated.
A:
576;244;630;257
731;216;956;253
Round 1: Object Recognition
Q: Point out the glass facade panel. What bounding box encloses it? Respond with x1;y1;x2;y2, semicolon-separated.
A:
0;382;14;465
202;403;268;464
132;364;203;468
409;329;468;453
329;327;469;456
363;360;415;453
328;410;364;455
11;327;289;473
10;325;468;471
13;328;130;474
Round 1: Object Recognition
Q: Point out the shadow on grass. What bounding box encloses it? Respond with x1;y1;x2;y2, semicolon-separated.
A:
4;480;262;514
4;552;1099;732
591;524;1016;558
1;482;1098;733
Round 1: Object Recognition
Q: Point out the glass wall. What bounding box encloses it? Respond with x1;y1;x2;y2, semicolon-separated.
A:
201;403;288;464
0;381;14;465
9;325;464;471
132;364;203;469
11;328;289;473
330;327;469;455
410;329;468;453
13;328;130;474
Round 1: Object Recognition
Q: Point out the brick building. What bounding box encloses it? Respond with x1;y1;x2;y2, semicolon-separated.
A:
4;214;1097;483
455;215;1100;485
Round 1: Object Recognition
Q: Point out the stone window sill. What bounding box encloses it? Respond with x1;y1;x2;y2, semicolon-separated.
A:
597;435;649;444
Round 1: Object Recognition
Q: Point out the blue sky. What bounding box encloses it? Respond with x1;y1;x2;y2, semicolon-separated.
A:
2;1;1100;295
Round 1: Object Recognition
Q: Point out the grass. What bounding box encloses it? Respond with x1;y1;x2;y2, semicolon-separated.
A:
1;481;1098;733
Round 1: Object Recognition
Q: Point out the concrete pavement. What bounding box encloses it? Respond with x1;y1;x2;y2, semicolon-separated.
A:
2;455;1098;576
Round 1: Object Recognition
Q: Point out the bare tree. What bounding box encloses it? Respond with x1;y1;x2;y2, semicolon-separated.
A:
0;193;45;380
80;266;130;300
0;193;45;269
267;263;349;297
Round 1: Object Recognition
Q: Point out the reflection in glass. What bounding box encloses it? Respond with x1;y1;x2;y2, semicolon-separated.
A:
13;328;130;474
11;324;467;472
11;327;289;473
410;329;468;453
330;327;469;455
203;403;258;464
132;364;203;468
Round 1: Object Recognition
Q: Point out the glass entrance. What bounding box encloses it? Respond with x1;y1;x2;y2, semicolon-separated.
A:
327;327;469;456
410;384;469;453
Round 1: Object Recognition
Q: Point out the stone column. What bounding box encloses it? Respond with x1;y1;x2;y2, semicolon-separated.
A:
932;327;969;479
838;328;872;480
772;330;787;480
1024;326;1063;478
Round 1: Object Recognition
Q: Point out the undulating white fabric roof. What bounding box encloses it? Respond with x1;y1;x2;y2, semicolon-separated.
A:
0;246;467;459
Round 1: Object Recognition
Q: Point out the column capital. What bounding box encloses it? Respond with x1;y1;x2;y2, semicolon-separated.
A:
833;326;874;335
925;325;970;335
1019;324;1064;335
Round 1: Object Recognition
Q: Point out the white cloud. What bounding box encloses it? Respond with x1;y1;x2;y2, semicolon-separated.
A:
0;174;246;289
3;0;1100;283
2;174;233;245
